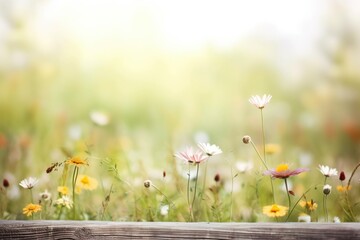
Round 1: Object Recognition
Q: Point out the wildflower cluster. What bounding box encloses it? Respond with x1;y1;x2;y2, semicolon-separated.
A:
2;94;360;223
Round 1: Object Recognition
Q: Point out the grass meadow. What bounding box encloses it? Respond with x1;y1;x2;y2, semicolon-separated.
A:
0;0;360;223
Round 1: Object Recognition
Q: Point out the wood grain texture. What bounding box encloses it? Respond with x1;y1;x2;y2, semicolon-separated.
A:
0;221;359;240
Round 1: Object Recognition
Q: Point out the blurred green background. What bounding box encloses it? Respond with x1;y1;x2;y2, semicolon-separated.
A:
0;0;360;221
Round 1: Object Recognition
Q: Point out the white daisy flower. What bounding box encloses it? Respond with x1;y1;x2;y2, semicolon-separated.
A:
39;190;52;201
249;94;272;109
90;111;109;126
235;161;253;173
319;165;338;177
55;195;73;209
333;216;341;223
197;143;222;156
160;205;169;216
298;214;311;223
19;177;39;189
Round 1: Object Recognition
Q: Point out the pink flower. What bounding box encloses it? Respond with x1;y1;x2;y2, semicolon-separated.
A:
264;164;308;179
175;147;208;164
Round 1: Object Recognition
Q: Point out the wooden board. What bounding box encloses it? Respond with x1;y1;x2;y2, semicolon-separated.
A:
0;221;359;239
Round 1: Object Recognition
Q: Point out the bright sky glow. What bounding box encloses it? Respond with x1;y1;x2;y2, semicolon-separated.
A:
31;0;330;53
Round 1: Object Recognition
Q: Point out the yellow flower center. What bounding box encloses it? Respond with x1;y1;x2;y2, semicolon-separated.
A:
28;205;37;211
80;176;90;185
270;205;280;213
276;164;289;172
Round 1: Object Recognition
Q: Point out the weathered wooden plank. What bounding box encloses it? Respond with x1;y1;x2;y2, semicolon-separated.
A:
0;221;359;240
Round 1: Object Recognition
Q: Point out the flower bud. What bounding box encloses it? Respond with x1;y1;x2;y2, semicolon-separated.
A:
214;173;220;182
242;135;251;144
339;171;346;181
323;184;332;195
144;180;152;188
3;179;9;188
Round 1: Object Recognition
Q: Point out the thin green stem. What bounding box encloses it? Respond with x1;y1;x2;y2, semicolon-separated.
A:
344;190;356;221
260;109;266;165
57;206;63;220
347;162;360;188
230;167;234;222
284;178;291;216
151;184;175;209
323;176;328;222
191;163;200;221
250;141;268;170
187;164;191;220
201;158;210;222
72;166;79;219
285;186;314;222
201;158;209;197
251;110;276;204
324;196;328;222
344;163;360;221
29;189;34;204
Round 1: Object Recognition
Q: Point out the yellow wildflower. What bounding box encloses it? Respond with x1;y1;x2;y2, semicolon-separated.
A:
57;186;69;195
66;156;88;167
265;144;281;154
299;200;318;211
337;185;352;192
263;204;288;217
23;203;42;217
76;175;98;191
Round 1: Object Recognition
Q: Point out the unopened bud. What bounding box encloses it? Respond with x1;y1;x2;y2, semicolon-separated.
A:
144;180;152;188
214;173;220;182
242;135;251;144
163;171;166;178
3;179;9;188
339;171;346;181
323;184;332;195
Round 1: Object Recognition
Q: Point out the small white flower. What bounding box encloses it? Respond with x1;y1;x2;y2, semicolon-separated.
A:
333;216;341;223
197;143;222;156
19;177;39;189
39;190;51;201
235;161;253;173
68;124;82;140
193;131;209;143
160;205;169;216
319;165;338;177
55;195;73;209
323;184;332;195
298;214;311;223
249;94;272;109
90;111;109;126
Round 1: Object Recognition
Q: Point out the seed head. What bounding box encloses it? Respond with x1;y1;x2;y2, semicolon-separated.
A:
242;135;251;144
323;184;332;195
144;180;152;188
